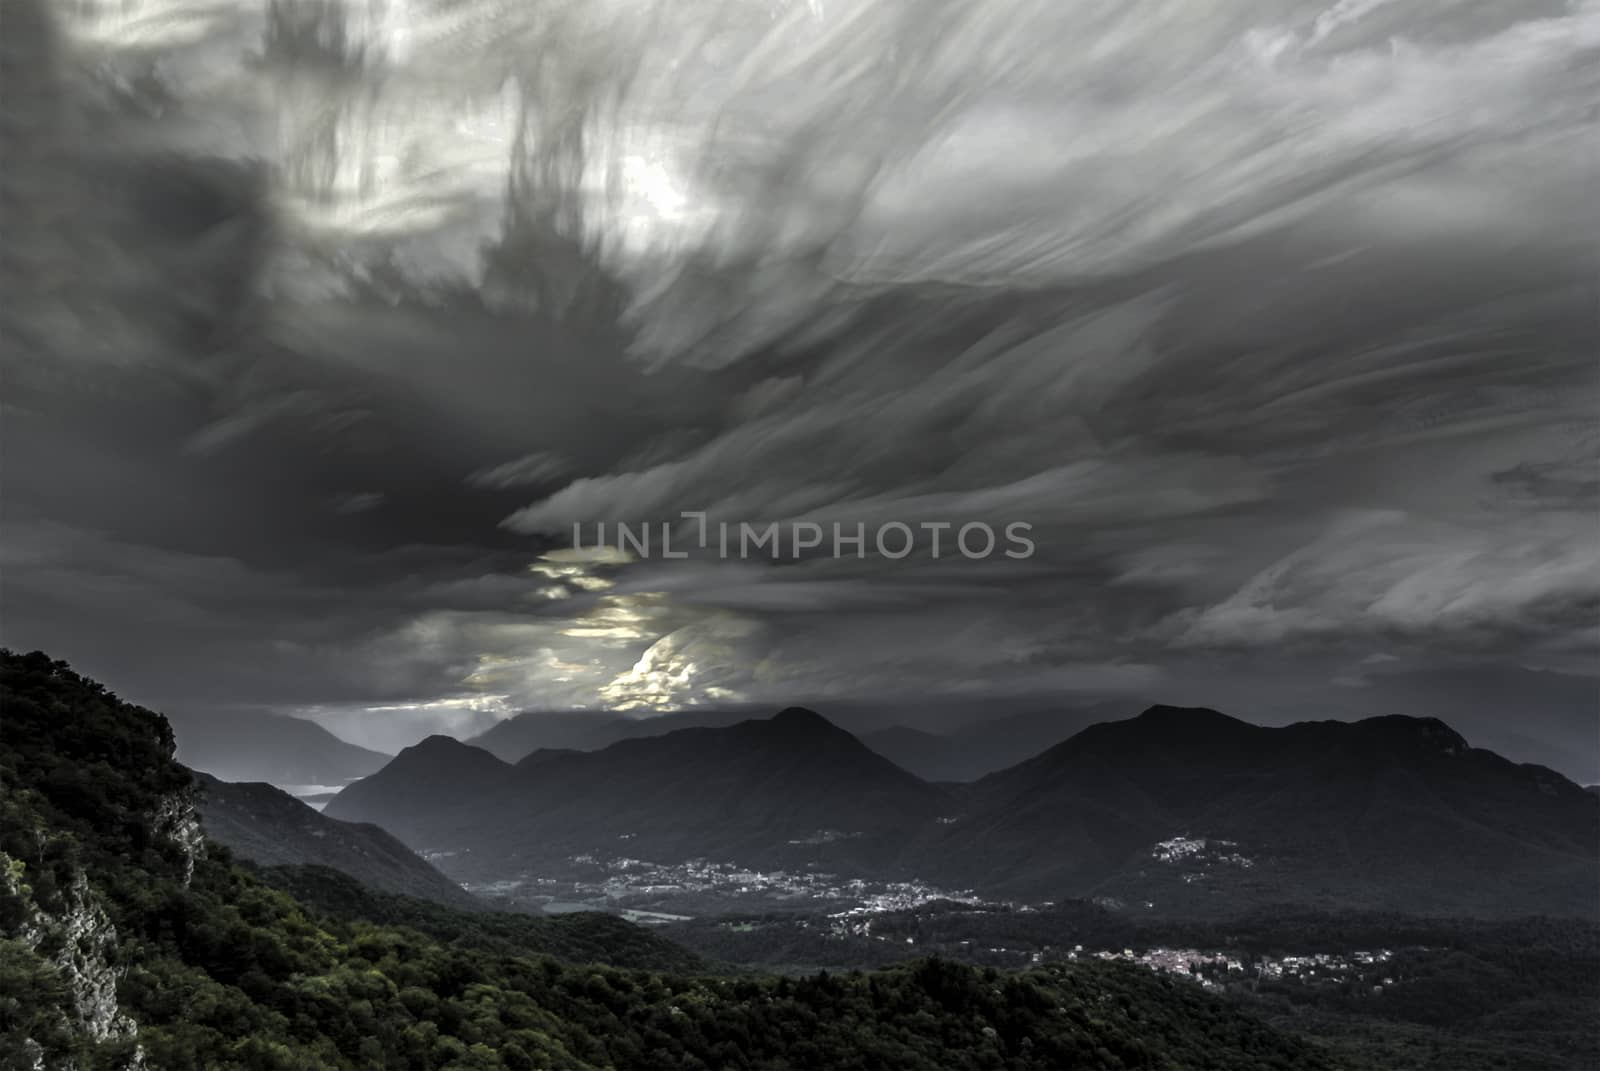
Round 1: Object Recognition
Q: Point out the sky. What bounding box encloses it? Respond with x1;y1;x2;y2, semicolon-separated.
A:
2;0;1596;777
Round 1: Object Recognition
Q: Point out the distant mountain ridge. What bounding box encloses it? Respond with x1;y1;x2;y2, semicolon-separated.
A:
330;702;1600;918
910;705;1598;915
328;707;952;880
166;706;390;789
472;700;1133;782
463;692;1598;786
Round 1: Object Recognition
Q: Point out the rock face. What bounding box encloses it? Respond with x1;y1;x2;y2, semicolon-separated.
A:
152;788;205;887
3;850;143;1069
0;787;201;1069
44;873;142;1054
0;650;209;1069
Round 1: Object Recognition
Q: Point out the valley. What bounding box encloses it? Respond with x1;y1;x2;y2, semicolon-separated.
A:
459;851;986;920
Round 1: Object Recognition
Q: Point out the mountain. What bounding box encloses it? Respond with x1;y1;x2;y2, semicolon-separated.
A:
1321;664;1600;785
321;734;521;853
1154;664;1600;784
1;650;1328;1071
164;706;391;789
190;771;483;911
329;708;952;880
913;705;1600;916
330;701;1599;917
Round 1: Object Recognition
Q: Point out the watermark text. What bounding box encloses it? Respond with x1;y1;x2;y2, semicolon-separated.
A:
571;514;1035;560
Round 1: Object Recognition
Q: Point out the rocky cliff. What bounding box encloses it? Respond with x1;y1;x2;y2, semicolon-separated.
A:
3;852;144;1069
0;652;204;1070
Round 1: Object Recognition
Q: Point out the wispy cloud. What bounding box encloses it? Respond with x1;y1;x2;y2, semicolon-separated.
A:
1;0;1594;756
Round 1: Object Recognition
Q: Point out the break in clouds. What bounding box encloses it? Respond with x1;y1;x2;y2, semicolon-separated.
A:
1;0;1596;771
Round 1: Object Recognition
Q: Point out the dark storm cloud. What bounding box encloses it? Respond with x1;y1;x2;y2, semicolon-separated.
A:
1;0;1595;768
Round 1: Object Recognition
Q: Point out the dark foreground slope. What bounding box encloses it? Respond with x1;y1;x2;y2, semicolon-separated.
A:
191;771;484;912
252;863;708;974
191;770;706;973
0;650;1335;1070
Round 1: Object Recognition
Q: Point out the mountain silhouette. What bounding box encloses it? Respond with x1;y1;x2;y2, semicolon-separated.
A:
328;708;949;881
331;702;1598;916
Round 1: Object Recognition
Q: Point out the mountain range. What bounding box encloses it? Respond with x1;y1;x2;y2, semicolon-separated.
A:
466;700;1134;782
328;703;1600;918
164;678;1600;799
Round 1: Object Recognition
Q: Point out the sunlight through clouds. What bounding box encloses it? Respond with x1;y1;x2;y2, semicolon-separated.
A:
6;0;1594;748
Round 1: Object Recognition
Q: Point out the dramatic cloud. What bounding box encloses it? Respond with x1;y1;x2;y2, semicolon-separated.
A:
1;0;1595;775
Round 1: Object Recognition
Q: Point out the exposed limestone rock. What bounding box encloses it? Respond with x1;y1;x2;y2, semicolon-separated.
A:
49;873;139;1049
152;788;204;887
2;851;145;1070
